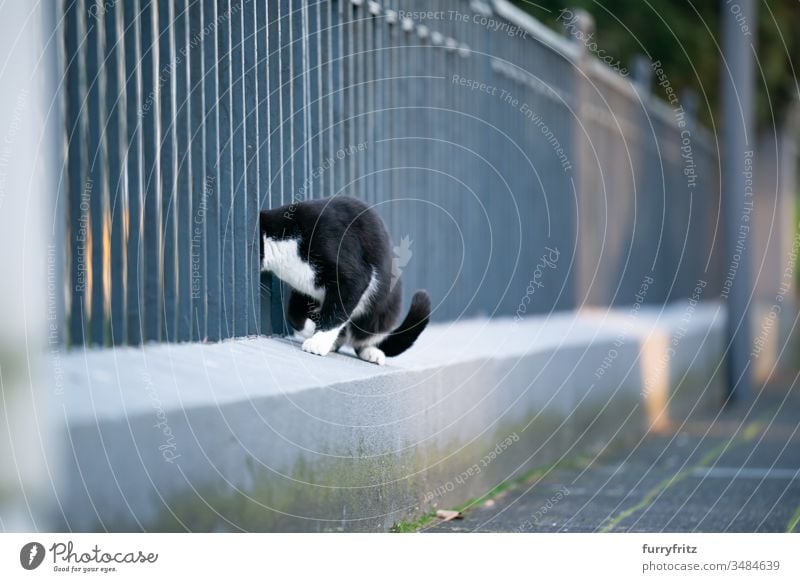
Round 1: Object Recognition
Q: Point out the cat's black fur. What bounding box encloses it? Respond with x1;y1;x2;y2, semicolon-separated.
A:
259;196;430;364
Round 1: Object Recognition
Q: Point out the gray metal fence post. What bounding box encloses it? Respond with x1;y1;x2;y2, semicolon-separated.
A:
721;0;757;401
565;8;595;307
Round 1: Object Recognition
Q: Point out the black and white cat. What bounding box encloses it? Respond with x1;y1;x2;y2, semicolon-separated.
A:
259;196;431;365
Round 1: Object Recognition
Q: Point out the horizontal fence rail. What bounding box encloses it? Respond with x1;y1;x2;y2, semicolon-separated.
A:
60;0;721;347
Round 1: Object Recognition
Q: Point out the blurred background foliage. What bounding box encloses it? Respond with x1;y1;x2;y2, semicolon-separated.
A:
513;0;800;130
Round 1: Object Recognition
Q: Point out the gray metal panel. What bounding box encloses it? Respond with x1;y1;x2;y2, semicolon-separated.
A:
59;0;725;348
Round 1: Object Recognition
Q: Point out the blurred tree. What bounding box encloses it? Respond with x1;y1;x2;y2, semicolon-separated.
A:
512;0;800;130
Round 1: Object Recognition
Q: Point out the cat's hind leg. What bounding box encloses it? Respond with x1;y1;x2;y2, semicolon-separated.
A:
332;327;348;353
357;346;385;366
302;273;377;357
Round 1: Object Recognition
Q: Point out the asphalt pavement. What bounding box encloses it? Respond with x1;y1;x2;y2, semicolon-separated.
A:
426;373;800;533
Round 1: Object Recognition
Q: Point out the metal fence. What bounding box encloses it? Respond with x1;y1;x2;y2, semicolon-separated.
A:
59;0;722;347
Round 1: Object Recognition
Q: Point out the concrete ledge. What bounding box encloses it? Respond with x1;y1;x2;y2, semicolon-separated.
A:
56;302;725;531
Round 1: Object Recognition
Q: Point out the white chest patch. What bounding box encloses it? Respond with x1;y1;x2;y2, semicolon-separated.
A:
261;235;325;301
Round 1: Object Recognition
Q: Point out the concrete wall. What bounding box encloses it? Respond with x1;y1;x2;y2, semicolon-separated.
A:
0;1;62;531
55;302;725;532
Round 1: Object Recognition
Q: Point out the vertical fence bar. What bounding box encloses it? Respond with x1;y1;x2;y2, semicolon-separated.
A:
320;0;332;199
123;0;143;345
218;0;235;340
329;0;340;198
104;2;126;345
291;1;307;205
65;0;86;345
268;1;283;207
244;0;260;335
279;0;291;205
268;0;289;335
175;0;192;342
86;5;107;344
158;0;177;342
398;8;412;298
373;3;385;213
344;0;355;191
230;0;247;337
271;0;294;335
448;0;459;317
140;0;162;341
308;1;321;201
450;0;463;317
386;7;398;259
220;0;234;339
204;0;221;341
415;7;430;317
256;0;270;334
188;0;206;341
433;10;445;319
363;1;374;204
354;0;365;199
443;9;453;317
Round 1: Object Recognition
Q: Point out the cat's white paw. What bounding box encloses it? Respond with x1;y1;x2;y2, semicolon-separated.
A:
358;346;386;366
297;319;316;339
302;329;338;356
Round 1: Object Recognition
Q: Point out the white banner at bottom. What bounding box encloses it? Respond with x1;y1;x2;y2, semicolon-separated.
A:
1;533;797;581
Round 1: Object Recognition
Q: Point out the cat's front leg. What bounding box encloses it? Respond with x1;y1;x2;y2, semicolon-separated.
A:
286;290;319;339
301;326;346;356
300;294;350;356
301;278;367;356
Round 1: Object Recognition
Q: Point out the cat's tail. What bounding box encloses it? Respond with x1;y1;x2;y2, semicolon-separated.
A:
378;290;431;357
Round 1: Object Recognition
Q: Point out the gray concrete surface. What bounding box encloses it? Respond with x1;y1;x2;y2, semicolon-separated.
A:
55;302;725;531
